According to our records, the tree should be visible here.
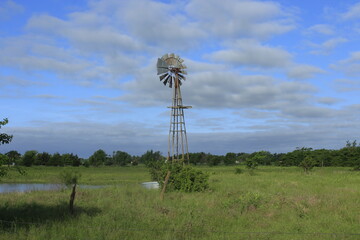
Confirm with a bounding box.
[89,149,107,166]
[34,152,51,165]
[1,118,25,178]
[60,170,81,214]
[112,151,132,166]
[299,155,316,173]
[245,151,268,170]
[207,154,222,166]
[140,150,163,166]
[0,118,13,145]
[0,154,10,176]
[22,150,38,167]
[48,152,64,166]
[5,150,21,166]
[62,153,81,166]
[224,152,237,165]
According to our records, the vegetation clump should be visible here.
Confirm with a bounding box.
[299,155,316,173]
[149,161,209,192]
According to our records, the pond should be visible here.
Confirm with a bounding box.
[141,181,159,189]
[0,182,159,193]
[0,183,103,194]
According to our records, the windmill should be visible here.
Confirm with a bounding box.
[156,53,191,163]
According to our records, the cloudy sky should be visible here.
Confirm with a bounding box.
[1,0,360,157]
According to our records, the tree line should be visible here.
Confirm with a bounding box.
[189,140,360,168]
[1,118,359,168]
[1,141,360,169]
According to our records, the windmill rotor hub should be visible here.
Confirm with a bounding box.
[156,53,187,88]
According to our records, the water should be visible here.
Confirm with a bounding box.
[0,182,159,193]
[0,183,103,194]
[141,181,159,189]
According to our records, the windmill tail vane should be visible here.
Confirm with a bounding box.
[156,53,191,163]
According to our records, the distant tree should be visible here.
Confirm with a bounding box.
[245,151,271,169]
[61,153,81,166]
[5,150,21,166]
[48,152,64,166]
[237,153,249,164]
[22,150,38,167]
[224,152,237,165]
[245,155,259,170]
[131,156,139,166]
[112,150,132,166]
[89,149,107,166]
[71,154,82,167]
[281,147,313,166]
[207,154,222,166]
[189,152,207,165]
[140,150,163,166]
[0,154,10,175]
[339,140,360,167]
[35,152,51,165]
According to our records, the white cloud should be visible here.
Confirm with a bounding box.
[286,64,325,80]
[209,39,292,68]
[317,97,341,105]
[342,2,360,20]
[333,79,360,92]
[0,0,24,20]
[306,24,335,35]
[186,0,295,39]
[331,51,360,77]
[309,37,348,55]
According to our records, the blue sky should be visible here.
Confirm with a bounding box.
[1,0,360,157]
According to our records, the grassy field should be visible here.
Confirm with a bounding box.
[0,166,359,239]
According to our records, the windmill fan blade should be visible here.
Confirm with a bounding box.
[178,73,186,79]
[161,54,169,61]
[157,68,168,75]
[169,77,173,88]
[157,58,169,75]
[159,73,168,81]
[180,70,187,75]
[163,75,171,86]
[178,73,186,80]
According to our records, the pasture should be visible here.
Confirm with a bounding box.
[0,166,359,239]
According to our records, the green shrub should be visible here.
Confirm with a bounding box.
[299,155,316,173]
[149,162,209,192]
[60,170,81,186]
[234,167,243,174]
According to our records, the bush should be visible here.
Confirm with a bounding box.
[149,162,209,192]
[60,170,81,186]
[299,155,316,173]
[234,167,243,174]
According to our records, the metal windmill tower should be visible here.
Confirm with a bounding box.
[156,53,191,163]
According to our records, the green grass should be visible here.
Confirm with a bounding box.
[0,166,359,239]
[1,165,150,185]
